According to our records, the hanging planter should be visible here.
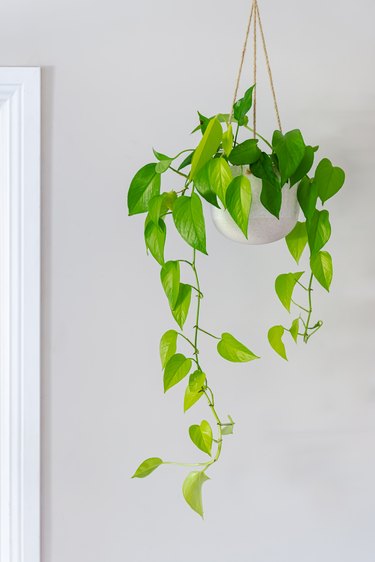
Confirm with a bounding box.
[127,0,345,518]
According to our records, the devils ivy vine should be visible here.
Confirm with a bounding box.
[127,85,345,517]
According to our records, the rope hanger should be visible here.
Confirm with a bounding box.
[228,0,282,135]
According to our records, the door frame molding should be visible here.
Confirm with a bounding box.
[0,67,41,562]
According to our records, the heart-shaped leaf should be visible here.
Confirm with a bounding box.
[290,146,315,187]
[208,158,232,205]
[182,471,209,518]
[273,129,306,185]
[289,318,300,343]
[228,139,261,166]
[307,210,331,255]
[275,271,304,312]
[132,457,163,478]
[144,217,166,265]
[189,420,213,455]
[183,370,206,412]
[160,261,180,309]
[285,221,308,264]
[217,333,259,362]
[164,353,192,392]
[268,325,287,360]
[310,250,333,291]
[159,329,178,369]
[173,194,207,254]
[128,163,161,215]
[189,117,222,179]
[297,176,318,220]
[313,158,345,203]
[171,283,192,329]
[225,175,252,237]
[233,85,255,126]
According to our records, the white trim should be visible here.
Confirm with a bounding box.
[0,68,40,562]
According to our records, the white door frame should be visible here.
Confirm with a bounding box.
[0,67,41,562]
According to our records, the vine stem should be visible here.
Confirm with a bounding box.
[303,273,314,343]
[191,249,223,471]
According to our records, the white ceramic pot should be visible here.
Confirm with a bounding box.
[211,166,299,245]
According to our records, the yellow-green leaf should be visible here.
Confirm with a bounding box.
[289,318,299,343]
[275,272,304,312]
[163,353,192,392]
[171,283,192,329]
[160,261,180,309]
[310,250,333,291]
[314,158,345,203]
[160,330,178,369]
[225,175,252,237]
[189,420,213,455]
[268,325,287,360]
[189,118,222,180]
[217,332,259,362]
[285,221,308,264]
[182,471,209,518]
[132,457,163,478]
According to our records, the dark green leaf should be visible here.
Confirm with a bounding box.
[194,162,220,207]
[307,210,331,255]
[160,329,178,369]
[208,158,233,206]
[144,218,166,265]
[172,283,192,329]
[164,353,192,392]
[275,271,304,312]
[290,318,299,343]
[189,420,213,455]
[285,221,308,264]
[273,129,306,184]
[233,85,255,126]
[310,250,333,291]
[290,146,315,187]
[228,139,261,166]
[297,176,318,220]
[225,175,252,237]
[128,163,161,215]
[260,179,282,219]
[182,470,209,518]
[132,457,163,478]
[160,260,180,309]
[251,152,280,187]
[173,194,207,254]
[217,332,259,362]
[268,326,287,360]
[189,118,222,180]
[313,158,345,203]
[178,151,194,170]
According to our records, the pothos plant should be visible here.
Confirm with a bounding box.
[127,85,345,517]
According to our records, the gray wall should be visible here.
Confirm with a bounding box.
[1,0,375,560]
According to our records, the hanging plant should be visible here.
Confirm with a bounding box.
[128,0,345,518]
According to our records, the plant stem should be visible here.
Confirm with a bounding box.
[291,299,310,314]
[170,166,188,179]
[303,273,314,343]
[234,123,240,146]
[195,326,220,340]
[243,125,273,149]
[177,332,196,350]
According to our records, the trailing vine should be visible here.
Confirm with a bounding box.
[128,85,345,517]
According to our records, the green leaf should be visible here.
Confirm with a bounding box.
[208,158,232,206]
[310,250,333,291]
[268,326,287,360]
[160,260,180,309]
[128,163,161,215]
[164,353,192,392]
[147,193,169,224]
[252,152,282,218]
[173,194,207,254]
[289,146,315,187]
[178,151,194,170]
[225,175,252,237]
[275,271,304,312]
[189,117,223,180]
[172,283,192,329]
[285,221,308,264]
[184,371,206,412]
[144,218,166,265]
[132,457,163,478]
[160,329,178,369]
[297,176,318,220]
[273,129,306,185]
[307,210,331,255]
[228,139,261,166]
[222,124,234,156]
[217,332,259,362]
[155,158,173,173]
[182,470,209,518]
[189,420,213,456]
[313,158,345,203]
[290,318,299,343]
[153,148,170,161]
[194,162,220,207]
[233,85,255,126]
